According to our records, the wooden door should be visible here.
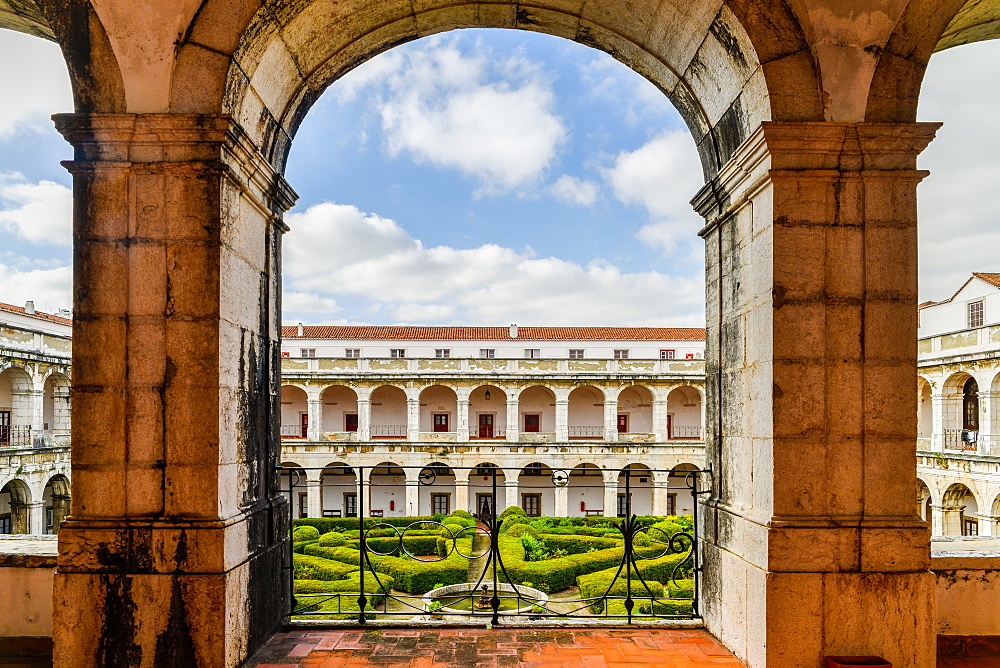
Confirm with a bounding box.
[522,493,541,517]
[476,494,494,518]
[0,410,9,445]
[433,413,449,432]
[524,414,540,432]
[345,413,359,432]
[300,413,308,438]
[478,414,494,438]
[617,414,628,433]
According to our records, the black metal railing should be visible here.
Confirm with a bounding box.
[0,425,34,447]
[668,426,701,440]
[278,464,709,626]
[943,428,979,451]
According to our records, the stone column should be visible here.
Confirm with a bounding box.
[554,394,569,441]
[504,479,519,512]
[307,397,322,441]
[28,388,45,434]
[454,470,470,514]
[406,396,420,441]
[456,393,470,442]
[651,390,669,442]
[357,394,372,441]
[978,391,994,455]
[405,479,420,516]
[602,479,618,518]
[694,122,939,668]
[651,479,671,516]
[51,114,294,667]
[603,397,618,442]
[11,501,30,534]
[29,502,46,535]
[929,504,945,536]
[939,505,964,536]
[305,471,323,519]
[506,394,519,443]
[553,482,569,517]
[52,494,71,532]
[53,385,72,434]
[931,391,947,451]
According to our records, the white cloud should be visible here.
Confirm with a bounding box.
[0,174,73,245]
[282,201,704,326]
[0,32,73,138]
[0,263,71,311]
[602,131,704,255]
[340,36,567,194]
[549,175,599,206]
[917,41,1000,301]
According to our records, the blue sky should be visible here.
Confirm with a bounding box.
[0,28,998,325]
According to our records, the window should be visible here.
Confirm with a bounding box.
[345,414,358,432]
[300,348,316,358]
[345,348,361,358]
[969,300,984,328]
[569,349,584,359]
[433,414,450,432]
[435,349,451,358]
[390,349,406,358]
[616,493,631,518]
[522,494,542,517]
[344,493,357,518]
[617,414,628,433]
[686,353,695,359]
[660,349,675,360]
[613,349,629,359]
[524,349,540,358]
[523,414,540,432]
[431,493,450,515]
[479,349,495,358]
[964,516,979,536]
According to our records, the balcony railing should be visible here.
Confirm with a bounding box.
[281,356,704,377]
[568,426,604,439]
[470,427,506,439]
[0,426,35,447]
[943,429,979,451]
[371,424,407,438]
[669,426,702,440]
[280,424,306,438]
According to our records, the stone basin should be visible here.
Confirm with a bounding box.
[423,583,548,617]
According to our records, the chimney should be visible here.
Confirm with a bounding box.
[24,301,35,315]
[509,323,518,338]
[297,322,304,337]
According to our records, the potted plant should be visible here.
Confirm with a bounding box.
[427,600,444,619]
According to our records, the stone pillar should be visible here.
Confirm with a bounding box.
[456,394,470,442]
[29,502,46,535]
[306,397,322,441]
[454,470,470,515]
[694,122,939,668]
[305,472,323,519]
[357,395,372,441]
[53,385,72,433]
[553,482,568,517]
[939,505,963,536]
[931,391,947,451]
[978,391,994,455]
[405,479,420,516]
[406,397,420,441]
[603,398,618,442]
[51,114,293,668]
[28,389,45,434]
[10,501,30,534]
[977,513,995,537]
[554,395,568,441]
[506,395,519,443]
[651,390,669,442]
[504,479,519,512]
[52,494,71,532]
[603,479,618,519]
[929,504,945,536]
[651,479,671,516]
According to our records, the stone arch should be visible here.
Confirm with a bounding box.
[518,461,553,517]
[468,461,504,518]
[916,477,932,522]
[617,385,653,435]
[917,376,933,440]
[942,481,982,536]
[940,371,981,436]
[568,385,605,440]
[43,473,71,533]
[568,462,603,517]
[419,385,457,434]
[211,0,820,177]
[319,385,358,434]
[0,478,32,534]
[617,463,654,516]
[42,371,71,434]
[667,385,702,440]
[469,384,505,439]
[0,365,35,444]
[321,462,357,518]
[517,385,555,436]
[669,463,701,516]
[418,461,455,516]
[279,385,309,438]
[369,461,405,517]
[369,384,407,438]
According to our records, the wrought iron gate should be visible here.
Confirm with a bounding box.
[278,463,709,625]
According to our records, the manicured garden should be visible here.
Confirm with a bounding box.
[290,506,695,620]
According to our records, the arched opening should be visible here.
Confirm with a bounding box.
[419,462,455,516]
[916,478,931,522]
[942,483,980,536]
[468,462,505,519]
[517,386,555,440]
[319,385,359,438]
[0,479,32,534]
[469,385,505,440]
[370,385,407,439]
[617,464,653,517]
[418,385,457,437]
[518,462,553,517]
[279,386,309,438]
[568,386,605,440]
[321,463,357,518]
[917,377,933,443]
[278,463,308,519]
[0,366,33,446]
[42,372,71,436]
[666,386,702,440]
[369,461,406,517]
[617,385,653,438]
[670,463,700,516]
[941,372,978,449]
[963,376,980,432]
[568,463,603,517]
[43,474,71,533]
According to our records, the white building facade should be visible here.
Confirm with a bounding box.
[917,273,1000,536]
[278,326,707,521]
[0,301,73,534]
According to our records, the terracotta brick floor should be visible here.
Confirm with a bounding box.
[245,628,745,667]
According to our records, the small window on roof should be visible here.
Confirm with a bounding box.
[969,300,984,328]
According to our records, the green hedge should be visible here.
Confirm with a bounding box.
[293,571,395,613]
[537,534,620,554]
[292,525,320,541]
[292,539,317,554]
[364,535,440,556]
[496,536,663,593]
[292,552,359,581]
[292,516,438,533]
[605,598,692,616]
[575,552,690,613]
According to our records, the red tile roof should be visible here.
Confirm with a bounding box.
[281,326,706,341]
[0,301,72,326]
[973,272,1000,288]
